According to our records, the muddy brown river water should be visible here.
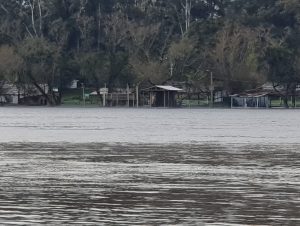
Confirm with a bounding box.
[0,107,299,225]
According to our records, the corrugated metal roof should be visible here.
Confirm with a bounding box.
[155,85,183,91]
[231,92,270,98]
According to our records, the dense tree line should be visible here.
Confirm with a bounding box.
[0,0,299,106]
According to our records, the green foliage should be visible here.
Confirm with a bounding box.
[0,45,23,82]
[266,46,297,83]
[78,52,109,89]
[18,37,59,83]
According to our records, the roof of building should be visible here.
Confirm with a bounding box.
[142,85,183,92]
[156,85,183,91]
[230,92,271,98]
[90,91,98,95]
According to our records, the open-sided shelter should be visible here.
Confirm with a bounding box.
[142,85,183,107]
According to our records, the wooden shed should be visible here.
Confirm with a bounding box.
[142,85,183,107]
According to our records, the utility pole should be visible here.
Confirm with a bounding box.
[210,71,214,108]
[136,84,139,108]
[170,61,174,78]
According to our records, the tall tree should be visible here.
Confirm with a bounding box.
[18,37,61,105]
[211,23,267,94]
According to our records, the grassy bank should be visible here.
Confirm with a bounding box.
[62,88,101,106]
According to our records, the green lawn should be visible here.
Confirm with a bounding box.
[181,99,209,107]
[270,98,300,108]
[62,88,100,106]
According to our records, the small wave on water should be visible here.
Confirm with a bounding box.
[0,142,299,225]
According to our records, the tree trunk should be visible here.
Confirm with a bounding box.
[292,95,296,108]
[108,55,117,92]
[32,81,55,106]
[284,86,289,108]
[29,0,38,36]
[97,3,101,52]
[283,85,290,108]
[291,86,296,108]
[28,72,55,105]
[49,86,61,105]
[283,96,289,108]
[184,0,191,32]
[37,0,43,37]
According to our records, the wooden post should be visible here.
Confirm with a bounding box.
[164,91,166,108]
[210,71,214,108]
[168,91,170,107]
[231,96,233,108]
[132,93,135,107]
[127,84,130,108]
[81,83,85,107]
[103,83,107,107]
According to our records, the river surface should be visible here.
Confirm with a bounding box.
[0,107,299,225]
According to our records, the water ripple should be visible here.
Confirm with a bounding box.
[0,143,299,225]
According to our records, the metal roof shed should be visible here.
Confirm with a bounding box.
[155,86,183,91]
[142,85,183,107]
[230,92,271,108]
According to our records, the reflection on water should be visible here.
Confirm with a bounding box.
[0,143,299,225]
